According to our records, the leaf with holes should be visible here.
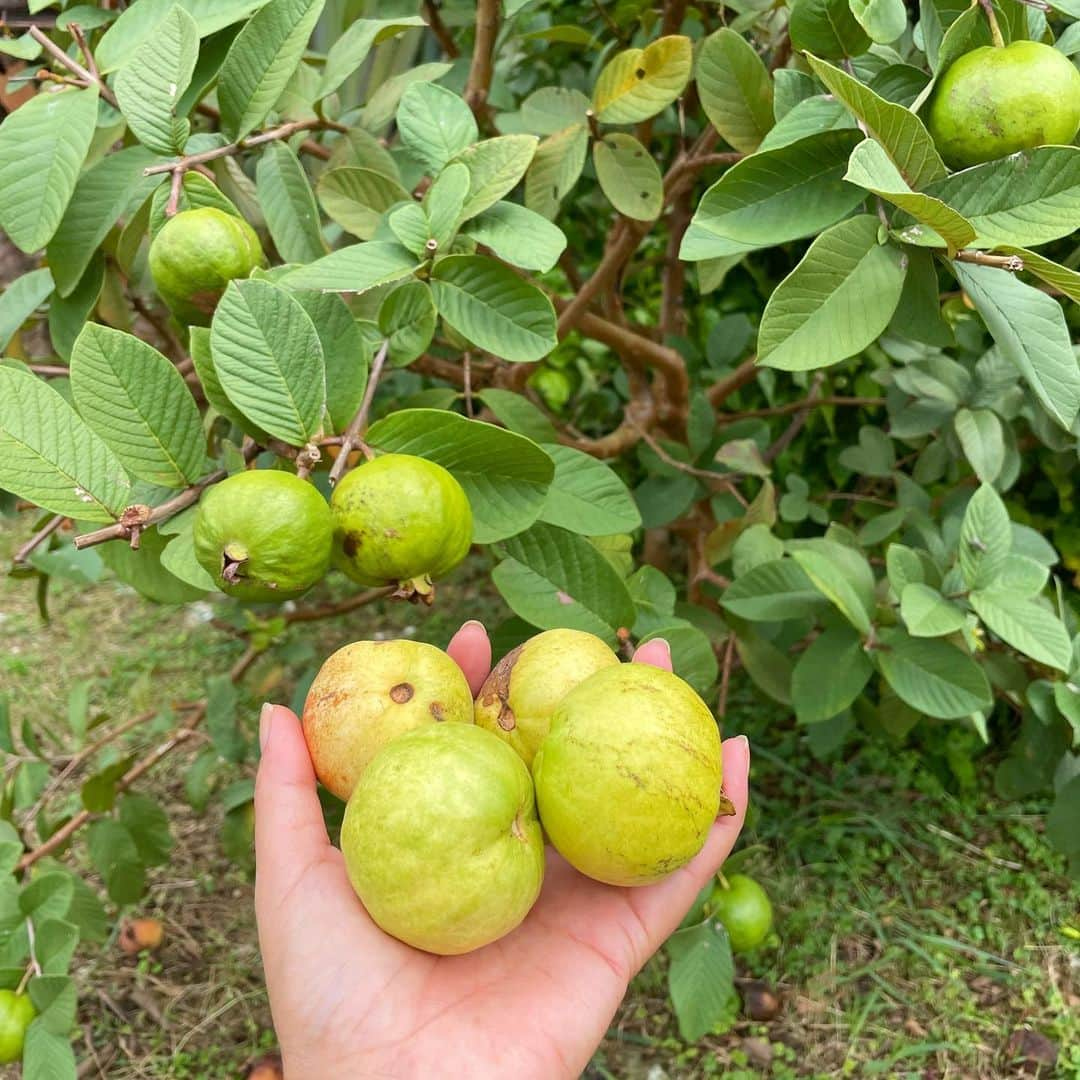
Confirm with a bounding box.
[525,123,589,219]
[593,134,663,221]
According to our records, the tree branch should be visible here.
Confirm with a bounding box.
[706,356,759,407]
[423,0,460,57]
[464,0,499,115]
[284,587,396,624]
[12,515,65,567]
[954,249,1023,270]
[27,24,117,107]
[765,372,824,462]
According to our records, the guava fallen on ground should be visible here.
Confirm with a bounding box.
[330,453,472,598]
[193,470,333,602]
[474,628,620,766]
[0,990,34,1065]
[708,873,774,953]
[303,639,474,801]
[341,723,544,954]
[532,663,723,886]
[927,42,1080,169]
[148,207,265,325]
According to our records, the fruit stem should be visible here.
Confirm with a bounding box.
[976,0,1005,48]
[716,870,731,890]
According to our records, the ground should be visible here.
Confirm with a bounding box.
[0,516,1077,1079]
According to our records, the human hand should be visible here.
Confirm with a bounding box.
[254,622,750,1078]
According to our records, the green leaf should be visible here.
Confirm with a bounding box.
[388,202,431,258]
[476,388,560,444]
[317,166,411,240]
[218,0,326,140]
[538,445,641,535]
[0,268,53,353]
[953,262,1080,432]
[953,407,1003,483]
[958,482,1011,590]
[318,15,426,99]
[210,279,326,445]
[28,974,77,1033]
[365,409,554,543]
[758,216,906,371]
[295,291,369,433]
[900,583,967,637]
[665,920,737,1042]
[758,95,855,152]
[114,7,198,154]
[732,621,793,704]
[423,162,470,249]
[493,522,635,641]
[524,123,589,219]
[837,425,895,477]
[19,873,72,923]
[81,757,134,813]
[791,626,873,722]
[327,126,400,179]
[33,920,78,977]
[721,559,825,621]
[397,82,478,175]
[87,820,145,904]
[593,134,663,221]
[791,539,876,634]
[519,87,591,134]
[23,1022,76,1080]
[158,508,216,591]
[98,525,208,603]
[789,0,872,57]
[640,622,719,696]
[969,589,1072,671]
[206,673,245,762]
[845,140,974,256]
[592,35,692,123]
[280,241,421,293]
[429,254,557,363]
[994,247,1080,304]
[0,368,130,522]
[455,135,538,221]
[850,0,908,42]
[363,62,453,134]
[188,327,264,438]
[48,253,104,361]
[0,87,99,254]
[70,325,206,488]
[680,130,865,260]
[378,281,437,367]
[119,793,174,865]
[460,202,568,273]
[876,628,992,718]
[255,142,326,263]
[695,29,774,154]
[1047,776,1080,854]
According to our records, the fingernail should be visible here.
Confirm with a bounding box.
[461,620,484,632]
[655,637,671,660]
[737,733,750,761]
[260,702,275,751]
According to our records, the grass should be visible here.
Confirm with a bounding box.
[2,514,1078,1078]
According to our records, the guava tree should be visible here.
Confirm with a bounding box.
[1,0,1080,1069]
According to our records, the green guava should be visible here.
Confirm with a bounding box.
[927,42,1080,169]
[302,638,474,801]
[148,207,265,325]
[474,629,620,767]
[193,470,333,602]
[0,990,35,1065]
[330,453,472,597]
[341,723,545,954]
[532,663,723,887]
[708,873,774,954]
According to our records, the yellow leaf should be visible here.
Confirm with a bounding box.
[592,35,692,124]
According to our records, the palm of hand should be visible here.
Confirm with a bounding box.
[255,624,749,1079]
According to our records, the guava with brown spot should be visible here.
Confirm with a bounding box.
[148,207,265,325]
[474,628,620,767]
[302,639,473,801]
[532,663,723,886]
[330,453,472,597]
[341,723,544,954]
[193,470,333,602]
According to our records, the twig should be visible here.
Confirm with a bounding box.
[28,364,71,377]
[706,356,759,407]
[718,395,884,421]
[464,0,499,115]
[765,372,824,462]
[631,420,735,487]
[976,0,1006,47]
[67,23,98,81]
[718,633,736,719]
[463,352,475,417]
[27,24,116,107]
[422,0,460,57]
[329,340,390,485]
[13,515,65,567]
[284,587,396,624]
[954,249,1023,271]
[165,167,184,217]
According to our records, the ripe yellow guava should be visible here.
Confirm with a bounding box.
[474,628,620,767]
[302,638,474,801]
[707,873,774,953]
[0,990,35,1065]
[341,723,545,954]
[927,42,1080,169]
[193,470,333,602]
[330,453,472,597]
[532,663,723,886]
[148,207,265,325]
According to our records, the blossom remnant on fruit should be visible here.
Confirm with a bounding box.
[148,207,266,325]
[0,990,35,1065]
[475,628,620,767]
[330,453,472,598]
[533,663,723,886]
[927,42,1080,169]
[341,723,545,954]
[302,639,474,801]
[193,470,333,602]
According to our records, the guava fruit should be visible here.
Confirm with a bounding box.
[927,42,1080,169]
[148,207,265,325]
[0,990,35,1065]
[341,723,545,954]
[193,470,333,602]
[474,629,620,767]
[302,639,474,801]
[708,873,774,953]
[330,453,472,597]
[532,663,723,887]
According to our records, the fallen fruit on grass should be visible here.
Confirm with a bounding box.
[303,639,473,801]
[119,917,165,954]
[474,628,620,766]
[0,990,35,1065]
[330,453,472,598]
[709,873,774,953]
[243,1052,284,1080]
[341,723,544,954]
[927,42,1080,169]
[194,470,333,602]
[148,207,265,325]
[741,980,781,1022]
[532,663,723,886]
